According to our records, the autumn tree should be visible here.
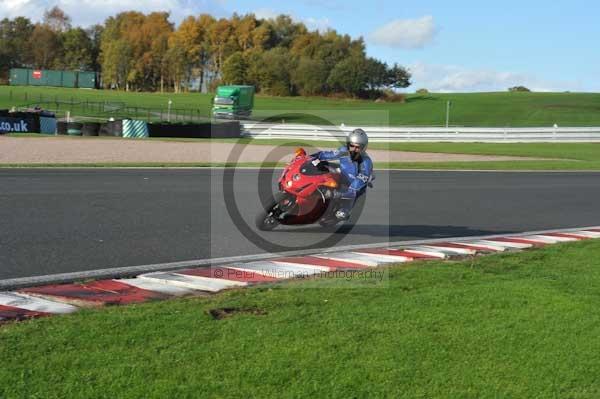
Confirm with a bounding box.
[43,6,71,33]
[1,9,411,97]
[257,47,294,96]
[209,18,233,75]
[222,52,247,84]
[0,17,34,77]
[265,15,307,48]
[292,57,328,96]
[30,24,61,68]
[61,28,93,70]
[87,24,104,72]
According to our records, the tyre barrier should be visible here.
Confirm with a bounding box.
[66,122,83,136]
[98,120,122,137]
[82,122,100,136]
[56,121,68,135]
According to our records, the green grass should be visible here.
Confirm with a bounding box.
[2,85,600,126]
[2,240,600,398]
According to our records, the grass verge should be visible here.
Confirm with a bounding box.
[2,240,600,398]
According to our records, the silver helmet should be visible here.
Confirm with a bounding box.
[346,128,368,152]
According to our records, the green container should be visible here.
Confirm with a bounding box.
[46,70,63,87]
[62,71,77,88]
[9,68,30,86]
[78,71,97,89]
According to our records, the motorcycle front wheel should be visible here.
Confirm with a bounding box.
[255,192,292,231]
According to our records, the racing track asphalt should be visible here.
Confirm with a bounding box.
[1,168,600,280]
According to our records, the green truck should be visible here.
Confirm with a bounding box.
[212,85,255,119]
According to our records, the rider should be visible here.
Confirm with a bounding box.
[312,128,373,221]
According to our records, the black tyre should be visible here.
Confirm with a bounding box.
[255,208,280,231]
[255,192,291,231]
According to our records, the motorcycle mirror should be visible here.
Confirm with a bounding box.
[294,147,306,157]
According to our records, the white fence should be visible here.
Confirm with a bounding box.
[241,123,600,142]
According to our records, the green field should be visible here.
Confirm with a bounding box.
[2,85,600,126]
[2,240,600,398]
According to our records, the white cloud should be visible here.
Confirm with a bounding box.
[252,8,280,21]
[252,8,331,32]
[408,62,582,92]
[370,16,437,49]
[0,0,227,27]
[304,17,331,32]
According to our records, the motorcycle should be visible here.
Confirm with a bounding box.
[255,148,348,231]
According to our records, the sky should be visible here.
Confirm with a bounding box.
[2,0,599,92]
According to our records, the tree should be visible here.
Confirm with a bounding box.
[62,28,93,70]
[385,63,411,89]
[222,52,247,84]
[250,23,272,50]
[243,48,265,89]
[364,57,388,91]
[30,24,61,68]
[0,17,34,73]
[43,6,71,32]
[256,47,294,96]
[140,12,173,91]
[264,15,307,48]
[292,57,328,95]
[100,39,132,89]
[165,42,187,93]
[327,55,368,97]
[235,14,256,51]
[508,86,530,92]
[87,24,104,72]
[209,18,233,74]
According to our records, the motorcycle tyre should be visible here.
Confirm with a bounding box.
[255,192,289,231]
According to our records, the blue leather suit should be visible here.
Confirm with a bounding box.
[315,146,373,211]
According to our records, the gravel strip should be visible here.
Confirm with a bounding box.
[0,136,550,164]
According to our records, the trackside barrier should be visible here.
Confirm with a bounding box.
[122,120,149,138]
[240,123,600,143]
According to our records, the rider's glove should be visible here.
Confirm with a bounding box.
[311,159,321,166]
